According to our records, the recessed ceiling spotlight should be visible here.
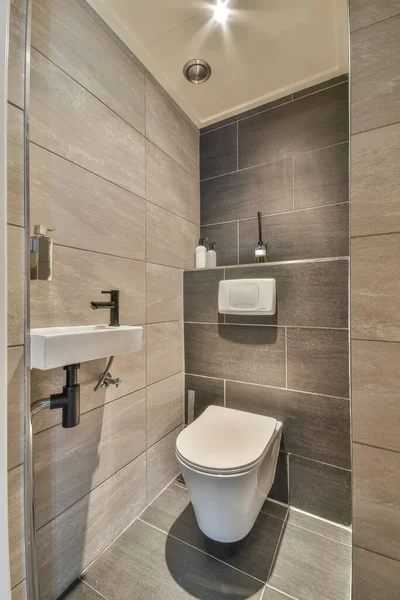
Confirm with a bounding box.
[183,59,212,84]
[213,0,229,23]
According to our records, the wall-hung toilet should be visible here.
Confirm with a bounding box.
[176,405,282,543]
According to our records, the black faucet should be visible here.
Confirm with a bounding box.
[90,290,120,326]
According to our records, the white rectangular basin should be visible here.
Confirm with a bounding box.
[31,324,143,370]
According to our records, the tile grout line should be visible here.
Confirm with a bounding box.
[236,220,240,264]
[266,514,287,584]
[137,517,267,584]
[80,471,182,579]
[201,201,350,227]
[185,322,349,331]
[200,140,349,183]
[184,373,351,402]
[200,79,348,135]
[184,256,350,270]
[79,580,109,600]
[285,327,288,388]
[30,140,200,229]
[264,584,300,600]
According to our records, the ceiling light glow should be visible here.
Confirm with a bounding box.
[214,1,229,23]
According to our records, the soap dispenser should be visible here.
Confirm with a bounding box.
[206,242,217,268]
[195,238,207,269]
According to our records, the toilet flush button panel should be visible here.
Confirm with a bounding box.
[218,279,276,315]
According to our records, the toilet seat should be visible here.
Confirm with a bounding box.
[176,405,278,476]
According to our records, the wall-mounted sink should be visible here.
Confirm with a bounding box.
[30,325,143,370]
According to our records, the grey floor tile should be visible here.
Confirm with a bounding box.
[350,0,400,31]
[141,482,284,582]
[59,580,104,600]
[83,519,264,600]
[260,500,288,521]
[269,521,351,600]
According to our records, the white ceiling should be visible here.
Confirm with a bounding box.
[86,0,349,127]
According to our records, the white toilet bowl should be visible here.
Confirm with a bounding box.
[176,405,282,543]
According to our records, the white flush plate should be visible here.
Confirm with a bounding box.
[30,324,143,370]
[218,279,276,315]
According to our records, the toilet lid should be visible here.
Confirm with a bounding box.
[176,405,278,473]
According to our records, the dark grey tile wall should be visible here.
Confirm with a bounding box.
[350,1,400,595]
[200,77,349,267]
[184,260,350,523]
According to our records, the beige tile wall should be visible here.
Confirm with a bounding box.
[6,0,199,598]
[350,2,400,598]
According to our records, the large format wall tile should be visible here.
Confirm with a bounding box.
[293,75,348,99]
[8,0,26,108]
[30,144,146,260]
[350,0,400,31]
[294,143,349,209]
[37,454,146,600]
[31,342,147,434]
[289,455,351,525]
[184,269,224,323]
[351,123,400,237]
[30,49,145,197]
[146,78,198,177]
[185,375,224,421]
[146,202,198,270]
[201,159,293,225]
[147,372,183,447]
[353,443,400,561]
[200,123,237,180]
[352,547,400,600]
[146,141,199,225]
[226,381,351,468]
[146,321,183,385]
[200,222,238,266]
[34,390,146,529]
[146,263,182,324]
[238,84,348,168]
[7,104,24,227]
[147,426,182,503]
[352,16,400,134]
[351,233,400,342]
[31,245,145,328]
[12,581,27,600]
[8,225,24,346]
[287,328,349,397]
[239,203,349,263]
[8,345,24,470]
[352,340,400,453]
[8,465,25,588]
[31,0,145,134]
[225,261,348,328]
[185,323,286,387]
